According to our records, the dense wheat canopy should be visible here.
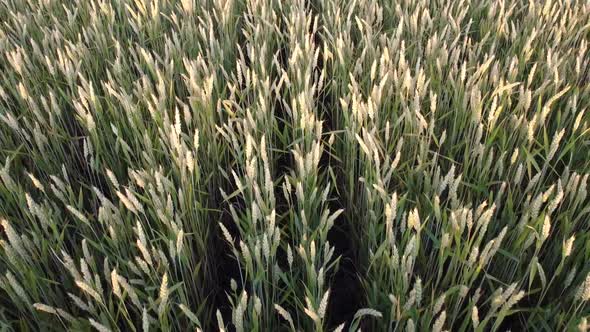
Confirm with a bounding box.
[0,0,589,330]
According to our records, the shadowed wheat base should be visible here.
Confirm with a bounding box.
[0,0,589,331]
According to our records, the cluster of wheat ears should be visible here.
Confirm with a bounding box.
[0,0,589,330]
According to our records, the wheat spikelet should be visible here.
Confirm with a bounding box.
[432,310,446,332]
[89,318,112,332]
[274,304,295,330]
[563,235,576,258]
[1,219,28,262]
[75,280,102,303]
[471,306,480,328]
[5,271,29,304]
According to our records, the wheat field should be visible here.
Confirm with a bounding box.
[0,0,589,330]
